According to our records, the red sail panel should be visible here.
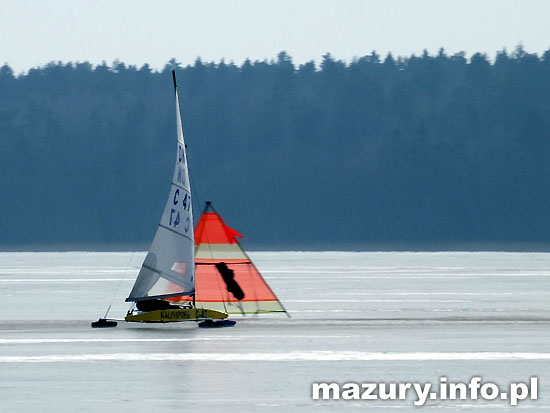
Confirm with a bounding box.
[195,259,278,303]
[195,212,244,245]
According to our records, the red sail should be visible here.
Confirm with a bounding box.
[195,212,244,245]
[169,207,287,315]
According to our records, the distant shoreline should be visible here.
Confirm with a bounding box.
[4,243,550,253]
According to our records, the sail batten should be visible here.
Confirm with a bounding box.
[158,223,194,241]
[126,291,196,302]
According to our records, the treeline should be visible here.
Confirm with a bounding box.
[1,48,550,249]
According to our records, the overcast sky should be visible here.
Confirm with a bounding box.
[2,0,550,73]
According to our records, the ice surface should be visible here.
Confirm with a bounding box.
[1,251,549,412]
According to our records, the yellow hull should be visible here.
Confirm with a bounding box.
[125,308,228,323]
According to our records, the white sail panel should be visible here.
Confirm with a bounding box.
[127,225,194,300]
[172,94,190,191]
[126,73,195,302]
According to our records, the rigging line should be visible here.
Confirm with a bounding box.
[104,159,169,318]
[186,142,208,302]
[176,82,200,305]
[186,139,226,312]
[238,243,257,316]
[186,145,202,232]
[207,220,229,313]
[180,93,222,311]
[186,140,224,314]
[250,261,259,316]
[205,203,229,312]
[203,201,216,260]
[200,202,229,312]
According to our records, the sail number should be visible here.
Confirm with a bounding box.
[169,188,191,232]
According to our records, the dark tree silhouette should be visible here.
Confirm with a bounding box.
[1,49,550,249]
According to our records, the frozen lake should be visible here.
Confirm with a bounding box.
[1,251,550,412]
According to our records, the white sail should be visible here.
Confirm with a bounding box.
[126,71,195,302]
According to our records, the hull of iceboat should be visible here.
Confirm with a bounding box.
[125,308,227,323]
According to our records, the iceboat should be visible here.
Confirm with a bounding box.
[92,70,286,328]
